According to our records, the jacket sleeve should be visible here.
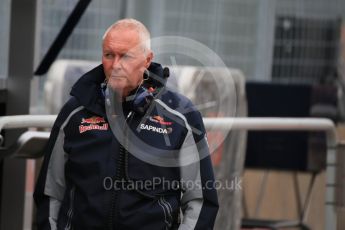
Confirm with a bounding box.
[178,109,219,230]
[33,100,78,230]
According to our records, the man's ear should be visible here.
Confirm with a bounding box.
[145,51,153,68]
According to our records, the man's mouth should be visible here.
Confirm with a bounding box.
[110,75,126,79]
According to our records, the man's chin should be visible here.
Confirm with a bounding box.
[108,78,124,88]
[108,84,124,93]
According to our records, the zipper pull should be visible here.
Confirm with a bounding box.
[126,111,133,120]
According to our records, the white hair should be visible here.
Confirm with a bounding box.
[102,18,151,52]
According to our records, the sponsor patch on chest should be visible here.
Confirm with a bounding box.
[149,115,173,126]
[140,124,172,134]
[79,116,108,133]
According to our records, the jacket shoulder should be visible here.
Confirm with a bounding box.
[160,89,204,134]
[160,88,197,115]
[54,96,83,128]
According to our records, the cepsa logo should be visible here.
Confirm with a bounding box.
[79,116,108,133]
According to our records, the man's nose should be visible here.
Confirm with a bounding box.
[112,56,122,70]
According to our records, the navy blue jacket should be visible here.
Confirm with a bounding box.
[34,62,218,230]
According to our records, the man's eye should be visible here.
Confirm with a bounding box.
[104,53,113,59]
[123,53,132,59]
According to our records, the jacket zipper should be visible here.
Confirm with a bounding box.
[107,144,127,230]
[65,186,76,230]
[108,111,133,230]
[107,109,162,229]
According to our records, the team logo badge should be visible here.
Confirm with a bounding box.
[140,124,172,134]
[149,115,173,126]
[141,115,173,134]
[79,116,108,133]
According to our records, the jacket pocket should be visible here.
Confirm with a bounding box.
[158,196,172,229]
[64,186,76,230]
[158,195,180,230]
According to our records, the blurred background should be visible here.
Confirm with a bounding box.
[1,0,345,229]
[2,0,345,111]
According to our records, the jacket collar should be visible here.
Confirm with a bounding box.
[70,62,165,116]
[70,64,106,116]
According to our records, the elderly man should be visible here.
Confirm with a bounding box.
[34,18,218,230]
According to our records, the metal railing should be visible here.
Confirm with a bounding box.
[0,115,340,229]
[204,117,338,230]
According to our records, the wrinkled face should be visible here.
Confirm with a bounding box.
[102,27,153,98]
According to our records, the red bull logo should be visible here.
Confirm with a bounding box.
[79,116,108,133]
[81,116,106,124]
[149,115,173,126]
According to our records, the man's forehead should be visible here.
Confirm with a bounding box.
[105,27,140,43]
[103,28,142,52]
